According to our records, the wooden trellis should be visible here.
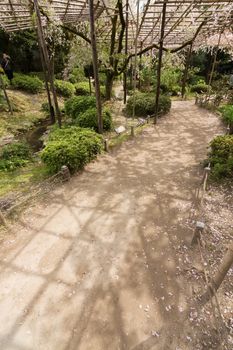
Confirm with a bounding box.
[1,0,233,123]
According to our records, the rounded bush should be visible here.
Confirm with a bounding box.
[219,105,233,134]
[76,108,112,131]
[208,135,233,179]
[54,80,75,98]
[65,96,96,118]
[12,73,43,94]
[0,142,31,171]
[126,92,171,117]
[190,83,208,94]
[41,126,103,173]
[68,67,87,84]
[75,82,91,96]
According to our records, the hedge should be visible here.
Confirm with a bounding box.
[65,96,96,118]
[76,108,112,131]
[54,79,75,98]
[126,92,171,117]
[218,104,233,134]
[12,73,43,94]
[190,83,208,94]
[208,135,233,179]
[41,126,103,173]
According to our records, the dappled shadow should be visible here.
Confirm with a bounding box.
[0,101,224,349]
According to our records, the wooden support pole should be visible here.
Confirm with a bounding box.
[155,0,167,124]
[88,0,103,134]
[38,41,55,124]
[181,42,193,99]
[138,40,143,90]
[33,0,61,127]
[199,242,233,305]
[208,31,222,92]
[123,0,129,105]
[132,0,140,119]
[88,73,92,95]
[0,74,13,115]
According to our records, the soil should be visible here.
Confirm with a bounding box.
[0,100,232,350]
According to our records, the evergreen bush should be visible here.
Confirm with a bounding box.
[126,92,171,117]
[75,82,90,96]
[190,83,208,93]
[54,79,75,98]
[65,96,96,118]
[12,73,43,94]
[208,135,233,179]
[76,108,112,131]
[218,104,233,134]
[41,126,102,173]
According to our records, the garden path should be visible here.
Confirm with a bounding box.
[0,100,223,350]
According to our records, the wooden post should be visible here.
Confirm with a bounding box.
[123,0,129,104]
[88,73,92,95]
[33,0,61,127]
[138,40,143,90]
[155,0,167,124]
[88,0,103,134]
[38,41,55,124]
[200,243,233,305]
[208,31,222,92]
[132,0,140,119]
[0,74,13,115]
[181,42,193,99]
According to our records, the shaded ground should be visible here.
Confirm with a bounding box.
[0,101,231,350]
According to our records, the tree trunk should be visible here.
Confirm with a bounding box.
[105,73,114,100]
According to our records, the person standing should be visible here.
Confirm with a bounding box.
[1,53,14,82]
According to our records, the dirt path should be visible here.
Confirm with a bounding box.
[0,101,224,350]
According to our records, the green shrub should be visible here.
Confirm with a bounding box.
[75,108,112,131]
[75,81,91,96]
[65,96,96,118]
[190,83,208,94]
[160,68,182,95]
[12,73,43,94]
[218,104,233,128]
[126,92,171,117]
[0,142,31,171]
[0,73,9,88]
[54,79,75,98]
[68,67,87,84]
[208,135,233,179]
[41,126,102,173]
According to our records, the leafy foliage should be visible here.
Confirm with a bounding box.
[190,82,208,93]
[208,135,233,179]
[160,68,182,96]
[75,81,91,96]
[41,126,103,173]
[75,108,112,131]
[0,142,31,171]
[218,104,233,125]
[68,67,87,83]
[12,73,43,94]
[65,96,96,118]
[126,92,171,117]
[54,79,75,98]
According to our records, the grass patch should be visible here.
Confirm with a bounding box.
[0,162,50,197]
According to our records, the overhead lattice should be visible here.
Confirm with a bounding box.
[128,0,233,50]
[0,0,233,51]
[0,0,105,32]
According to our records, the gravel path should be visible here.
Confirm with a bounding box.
[0,101,224,350]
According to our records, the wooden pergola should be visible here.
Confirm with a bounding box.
[0,0,233,127]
